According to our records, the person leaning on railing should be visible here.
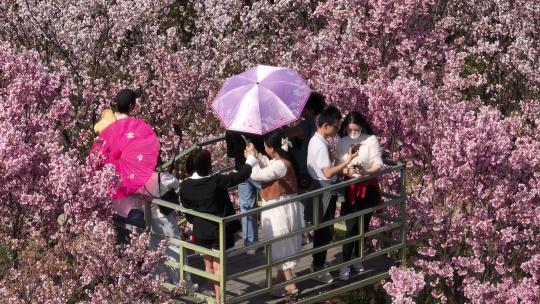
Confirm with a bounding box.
[137,172,198,292]
[179,148,258,301]
[306,106,358,284]
[336,111,384,281]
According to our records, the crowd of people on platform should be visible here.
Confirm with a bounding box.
[99,88,384,301]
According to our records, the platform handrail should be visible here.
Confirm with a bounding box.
[138,134,407,304]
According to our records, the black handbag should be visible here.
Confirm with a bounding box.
[298,173,313,191]
[223,199,242,234]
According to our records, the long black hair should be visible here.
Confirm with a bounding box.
[185,150,196,176]
[264,129,299,174]
[338,111,375,138]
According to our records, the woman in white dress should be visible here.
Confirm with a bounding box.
[335,111,383,281]
[246,129,302,297]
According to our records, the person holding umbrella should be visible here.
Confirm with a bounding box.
[284,91,326,192]
[90,94,159,240]
[225,131,265,252]
[212,65,312,255]
[92,87,150,231]
[92,94,202,290]
[95,119,158,228]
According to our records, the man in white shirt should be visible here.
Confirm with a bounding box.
[306,106,357,283]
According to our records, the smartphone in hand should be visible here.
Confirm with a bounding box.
[351,143,362,154]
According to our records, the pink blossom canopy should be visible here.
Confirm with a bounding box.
[211,65,311,135]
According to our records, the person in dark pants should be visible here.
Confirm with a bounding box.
[339,185,379,278]
[284,92,326,244]
[306,106,358,283]
[180,148,258,301]
[113,209,145,244]
[335,111,383,280]
[284,91,326,191]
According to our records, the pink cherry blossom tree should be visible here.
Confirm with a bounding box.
[0,44,171,303]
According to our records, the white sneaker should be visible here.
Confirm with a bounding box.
[339,266,350,281]
[311,266,334,283]
[185,280,199,293]
[352,262,365,272]
[246,249,257,255]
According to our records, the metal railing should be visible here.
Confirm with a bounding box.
[142,135,407,303]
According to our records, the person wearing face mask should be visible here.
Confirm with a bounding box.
[335,111,383,281]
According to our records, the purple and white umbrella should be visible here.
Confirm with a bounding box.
[212,65,311,135]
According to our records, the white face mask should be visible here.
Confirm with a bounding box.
[348,130,361,139]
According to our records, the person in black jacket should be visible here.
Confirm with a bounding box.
[180,148,258,300]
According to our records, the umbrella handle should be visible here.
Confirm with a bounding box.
[240,134,251,146]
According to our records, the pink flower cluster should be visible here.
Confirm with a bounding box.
[384,266,426,304]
